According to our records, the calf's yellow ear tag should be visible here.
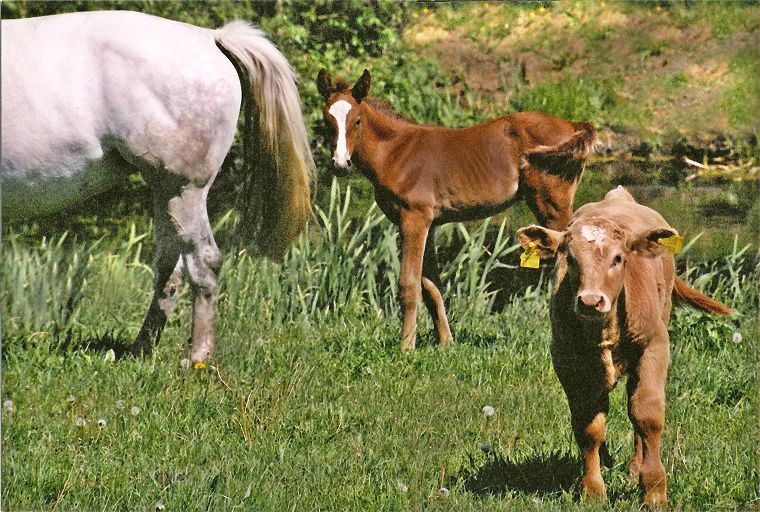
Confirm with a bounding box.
[658,235,684,254]
[520,242,540,269]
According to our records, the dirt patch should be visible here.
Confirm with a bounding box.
[404,2,759,152]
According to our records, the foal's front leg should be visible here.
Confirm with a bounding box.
[398,211,431,352]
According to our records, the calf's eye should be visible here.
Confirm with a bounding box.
[612,254,623,267]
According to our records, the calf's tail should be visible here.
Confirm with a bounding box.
[525,122,598,180]
[672,276,733,315]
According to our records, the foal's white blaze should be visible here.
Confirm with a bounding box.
[328,100,352,167]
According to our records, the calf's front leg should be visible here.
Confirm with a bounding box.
[628,335,669,507]
[554,356,610,501]
[398,211,431,352]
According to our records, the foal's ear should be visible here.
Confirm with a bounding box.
[516,225,565,258]
[317,69,333,100]
[352,69,371,103]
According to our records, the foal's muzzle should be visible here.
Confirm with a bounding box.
[331,157,352,177]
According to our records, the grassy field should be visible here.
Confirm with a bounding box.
[2,183,757,511]
[2,2,759,510]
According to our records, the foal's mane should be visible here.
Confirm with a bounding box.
[364,97,420,126]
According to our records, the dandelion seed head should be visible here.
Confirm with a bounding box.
[482,405,495,417]
[130,406,141,416]
[3,400,14,412]
[732,332,742,344]
[180,358,191,370]
[397,480,408,493]
[97,418,107,428]
[439,487,450,497]
[155,502,166,511]
[75,417,86,427]
[116,400,125,410]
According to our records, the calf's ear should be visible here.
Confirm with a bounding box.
[516,225,564,258]
[628,227,679,257]
[317,69,333,100]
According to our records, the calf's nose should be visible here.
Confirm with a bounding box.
[576,292,608,313]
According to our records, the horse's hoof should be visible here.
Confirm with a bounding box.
[189,342,213,364]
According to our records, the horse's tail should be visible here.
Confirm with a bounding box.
[672,276,733,315]
[215,21,314,260]
[524,121,598,180]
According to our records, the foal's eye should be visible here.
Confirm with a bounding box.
[612,254,623,267]
[355,119,361,127]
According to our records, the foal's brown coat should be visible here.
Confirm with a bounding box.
[517,186,732,507]
[318,69,597,351]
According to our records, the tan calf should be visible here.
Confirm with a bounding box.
[517,186,732,507]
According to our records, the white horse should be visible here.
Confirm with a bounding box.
[1,11,314,362]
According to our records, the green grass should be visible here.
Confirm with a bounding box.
[3,183,757,511]
[723,48,760,131]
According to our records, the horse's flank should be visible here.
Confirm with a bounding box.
[1,11,313,257]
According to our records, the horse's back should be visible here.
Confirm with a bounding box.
[2,11,241,218]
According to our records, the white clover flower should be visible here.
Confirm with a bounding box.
[480,443,492,453]
[482,405,495,417]
[180,358,191,370]
[116,400,125,410]
[397,480,408,493]
[130,406,141,416]
[75,417,86,427]
[3,400,14,413]
[439,487,449,497]
[97,418,107,428]
[732,332,742,344]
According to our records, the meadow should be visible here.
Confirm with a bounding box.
[2,1,759,510]
[2,181,758,510]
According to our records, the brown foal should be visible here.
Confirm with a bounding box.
[318,69,597,351]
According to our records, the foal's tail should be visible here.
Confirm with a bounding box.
[673,276,733,315]
[524,122,598,180]
[215,21,314,260]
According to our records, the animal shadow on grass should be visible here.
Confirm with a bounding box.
[452,450,579,498]
[58,329,134,360]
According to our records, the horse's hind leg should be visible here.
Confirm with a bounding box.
[168,185,223,363]
[421,229,453,346]
[134,193,186,356]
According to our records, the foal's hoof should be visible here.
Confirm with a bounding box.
[643,489,668,508]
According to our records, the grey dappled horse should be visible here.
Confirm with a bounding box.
[1,11,314,362]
